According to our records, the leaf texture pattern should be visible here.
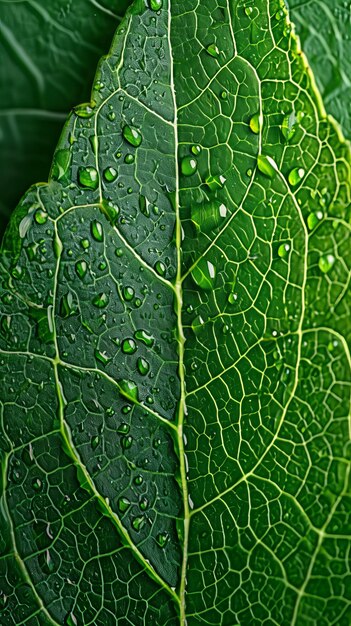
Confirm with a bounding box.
[0,1,350,625]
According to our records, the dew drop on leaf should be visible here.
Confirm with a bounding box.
[137,357,150,376]
[149,0,163,10]
[139,497,148,511]
[206,43,220,58]
[78,166,99,190]
[307,210,323,230]
[119,379,139,402]
[278,243,291,258]
[205,174,226,190]
[257,154,278,178]
[91,220,104,242]
[104,167,118,183]
[181,156,198,176]
[92,293,109,308]
[249,113,263,134]
[319,254,335,274]
[91,436,100,450]
[191,259,216,291]
[134,329,154,347]
[157,531,169,548]
[155,260,166,276]
[122,338,137,354]
[281,111,298,141]
[191,145,202,156]
[121,435,133,450]
[122,125,142,147]
[75,260,88,279]
[118,497,131,513]
[132,515,145,531]
[124,153,135,164]
[288,167,305,186]
[34,209,48,225]
[123,286,135,301]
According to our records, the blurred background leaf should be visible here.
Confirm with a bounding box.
[0,0,132,235]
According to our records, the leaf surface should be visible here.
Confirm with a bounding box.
[1,1,350,625]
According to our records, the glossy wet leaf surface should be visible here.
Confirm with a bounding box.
[0,1,350,625]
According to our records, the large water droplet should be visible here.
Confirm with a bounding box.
[123,125,142,147]
[191,259,216,290]
[91,220,104,242]
[134,329,154,347]
[104,167,118,183]
[288,167,305,186]
[319,254,335,274]
[257,154,278,178]
[191,201,227,233]
[307,210,323,231]
[249,113,263,134]
[118,497,131,512]
[75,260,88,279]
[181,156,198,177]
[34,209,48,225]
[122,338,137,354]
[149,0,163,9]
[206,43,220,58]
[92,293,109,308]
[137,357,150,376]
[78,166,99,190]
[132,515,145,531]
[205,174,226,190]
[119,380,139,402]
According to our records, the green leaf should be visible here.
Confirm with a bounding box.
[0,0,132,234]
[1,1,350,624]
[288,0,351,138]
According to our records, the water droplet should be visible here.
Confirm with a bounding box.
[125,154,135,164]
[155,260,166,276]
[191,259,216,290]
[115,247,123,257]
[319,254,335,274]
[278,243,290,258]
[137,357,150,376]
[104,167,118,183]
[132,515,145,531]
[32,478,42,491]
[94,350,111,366]
[92,293,109,308]
[119,380,139,402]
[220,90,228,99]
[123,125,142,147]
[134,329,154,347]
[191,315,206,335]
[139,195,150,217]
[257,154,278,178]
[205,174,226,190]
[78,166,99,190]
[307,211,323,230]
[75,260,88,279]
[206,43,220,58]
[227,292,238,305]
[156,531,169,548]
[288,167,305,186]
[51,148,71,181]
[121,435,133,450]
[191,145,202,156]
[281,111,297,141]
[117,423,130,434]
[74,103,95,118]
[149,0,163,9]
[249,113,263,134]
[81,238,90,250]
[34,209,48,225]
[118,497,131,512]
[134,475,143,486]
[245,6,253,16]
[191,201,227,233]
[122,338,137,354]
[181,156,198,176]
[91,220,104,242]
[123,286,135,301]
[91,436,100,450]
[139,497,148,511]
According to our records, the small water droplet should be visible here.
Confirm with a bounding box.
[227,292,238,305]
[156,531,169,548]
[94,349,111,366]
[155,260,166,276]
[118,497,131,512]
[288,167,305,186]
[220,90,228,99]
[134,329,154,347]
[149,0,163,9]
[191,145,202,156]
[191,259,216,290]
[181,156,198,176]
[191,201,227,233]
[206,43,220,58]
[137,357,150,376]
[249,113,263,134]
[81,238,90,250]
[319,254,335,274]
[139,497,148,511]
[191,315,206,335]
[78,166,99,190]
[245,6,253,16]
[307,211,323,230]
[122,338,137,354]
[92,293,109,308]
[257,154,278,178]
[117,423,130,434]
[32,478,42,491]
[34,209,48,225]
[134,474,143,486]
[125,154,135,164]
[51,148,71,181]
[91,220,104,242]
[121,435,133,450]
[281,111,298,141]
[132,515,145,531]
[104,167,118,183]
[123,125,142,147]
[91,436,100,450]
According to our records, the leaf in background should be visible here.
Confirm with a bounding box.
[0,0,132,234]
[288,0,351,138]
[1,1,350,625]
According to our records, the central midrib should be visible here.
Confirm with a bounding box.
[168,1,190,624]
